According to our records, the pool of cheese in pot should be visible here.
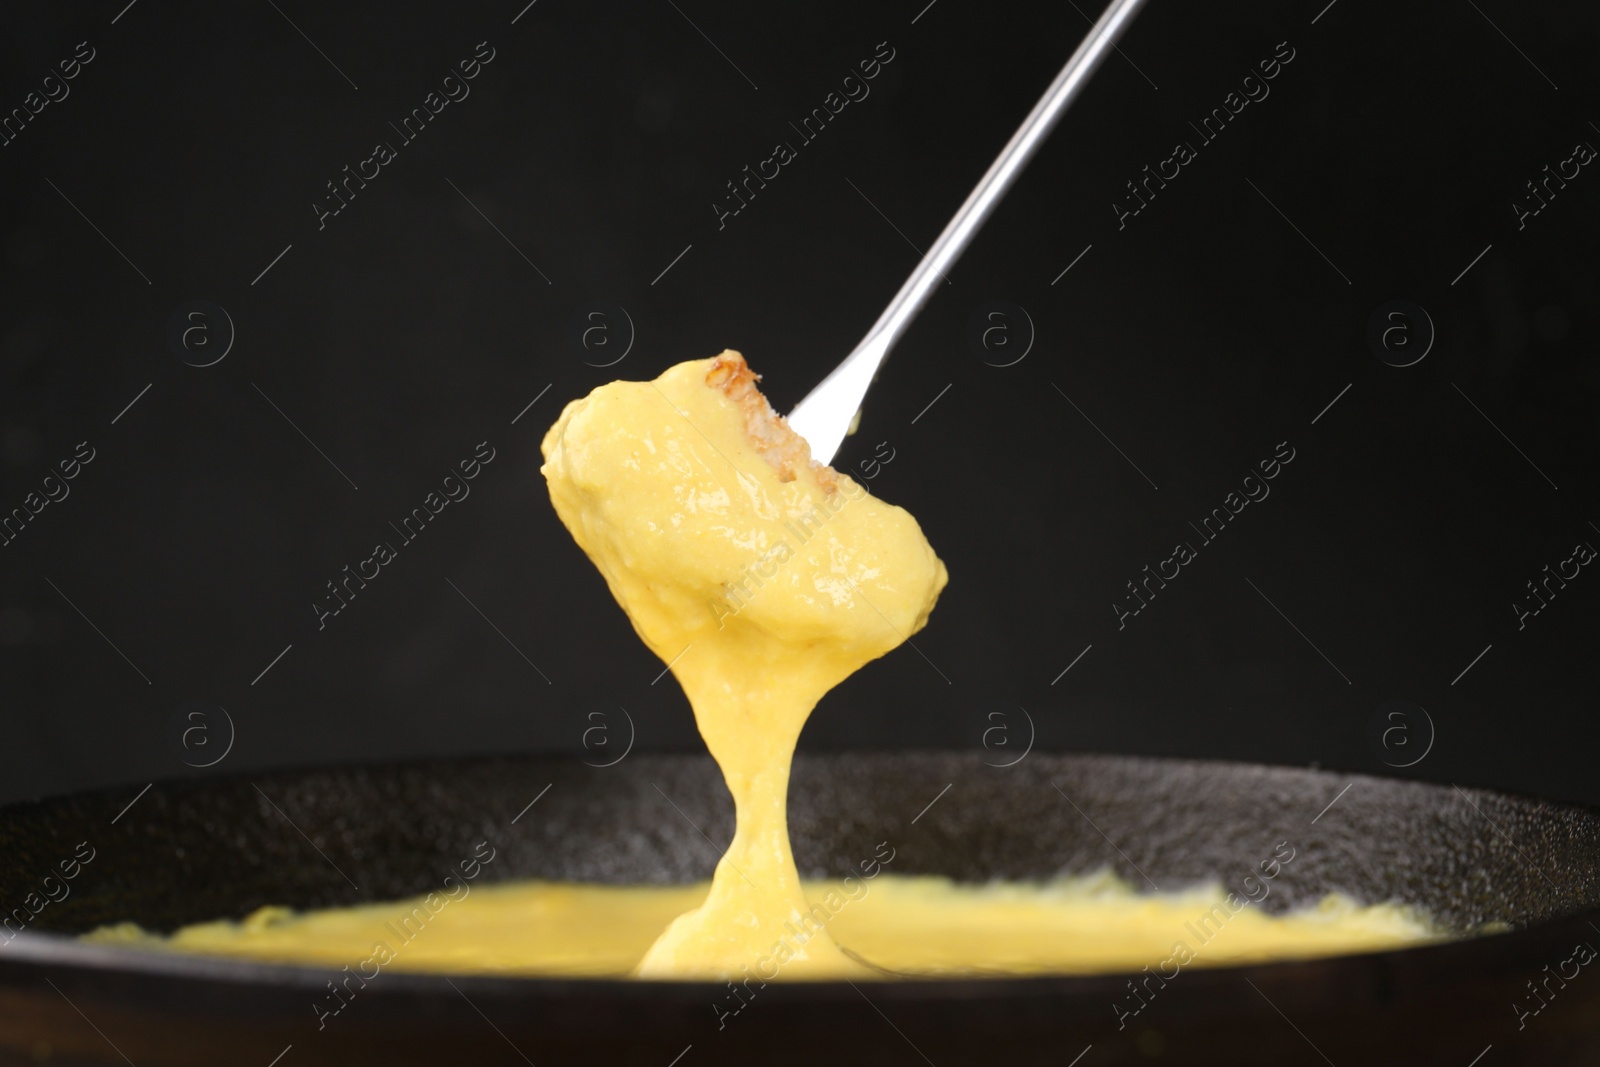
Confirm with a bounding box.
[539,351,947,978]
[84,873,1440,978]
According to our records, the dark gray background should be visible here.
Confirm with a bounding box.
[1,0,1596,806]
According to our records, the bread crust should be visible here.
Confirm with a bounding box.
[704,351,839,493]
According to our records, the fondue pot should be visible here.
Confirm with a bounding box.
[1,751,1596,1065]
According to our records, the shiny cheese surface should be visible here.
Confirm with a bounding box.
[539,353,946,978]
[85,874,1439,977]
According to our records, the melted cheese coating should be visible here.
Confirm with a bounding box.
[539,352,947,978]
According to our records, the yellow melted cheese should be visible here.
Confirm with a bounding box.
[85,873,1439,978]
[82,353,1444,979]
[539,352,947,978]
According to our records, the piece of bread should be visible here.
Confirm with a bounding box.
[703,350,839,493]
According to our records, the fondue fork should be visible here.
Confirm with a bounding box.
[787,0,1150,465]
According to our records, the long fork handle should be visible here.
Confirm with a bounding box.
[788,0,1152,465]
